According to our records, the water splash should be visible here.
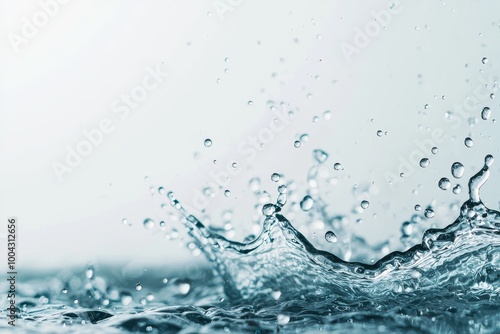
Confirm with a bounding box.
[4,156,499,333]
[164,155,499,309]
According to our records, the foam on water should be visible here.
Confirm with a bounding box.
[1,156,499,333]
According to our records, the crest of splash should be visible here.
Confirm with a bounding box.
[166,155,500,306]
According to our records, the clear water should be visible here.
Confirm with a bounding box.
[1,154,499,333]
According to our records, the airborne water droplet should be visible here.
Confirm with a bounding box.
[278,184,287,194]
[313,149,328,163]
[178,283,190,294]
[481,107,491,120]
[482,57,488,64]
[414,204,421,211]
[85,266,94,279]
[431,147,439,154]
[361,200,370,209]
[325,231,338,243]
[143,218,155,229]
[333,163,343,171]
[249,178,261,192]
[271,173,281,182]
[438,177,451,190]
[262,203,277,216]
[204,139,212,147]
[277,314,290,326]
[300,133,309,142]
[122,218,128,225]
[451,162,465,179]
[464,137,474,148]
[452,184,462,194]
[424,208,435,219]
[419,158,430,168]
[294,140,301,148]
[300,195,314,211]
[224,190,231,197]
[135,283,143,291]
[377,130,383,137]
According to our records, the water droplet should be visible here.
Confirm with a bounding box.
[178,283,190,294]
[247,100,253,105]
[262,204,277,216]
[424,208,435,219]
[219,297,224,302]
[481,107,491,120]
[361,200,370,209]
[316,34,322,40]
[325,231,338,243]
[451,162,465,179]
[452,184,462,194]
[278,184,287,194]
[438,177,451,190]
[300,195,314,211]
[143,218,155,230]
[204,139,212,147]
[312,116,319,122]
[271,290,282,300]
[482,57,488,64]
[414,204,421,211]
[122,218,128,225]
[158,187,166,195]
[377,130,383,137]
[62,288,68,294]
[323,110,332,120]
[121,292,133,306]
[424,104,430,109]
[249,178,261,192]
[490,93,495,99]
[419,158,430,168]
[464,137,473,148]
[85,266,94,279]
[159,221,166,227]
[294,140,301,148]
[333,163,343,171]
[162,278,169,284]
[135,283,142,291]
[231,162,238,168]
[224,190,231,197]
[313,149,328,163]
[431,147,439,154]
[271,173,281,182]
[300,133,309,142]
[277,314,290,326]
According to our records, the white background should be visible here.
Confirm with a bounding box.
[1,0,499,269]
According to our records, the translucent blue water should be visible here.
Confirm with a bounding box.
[1,155,499,333]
